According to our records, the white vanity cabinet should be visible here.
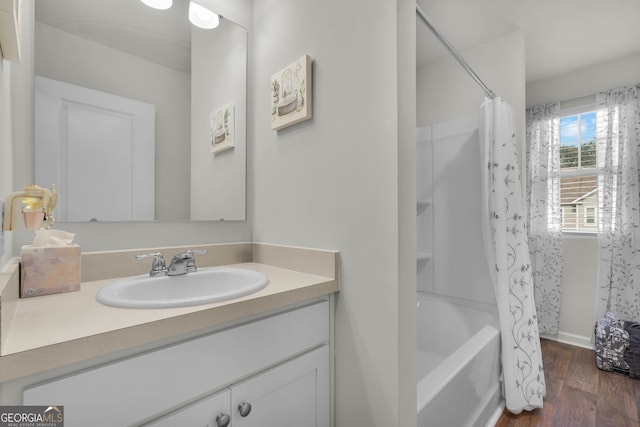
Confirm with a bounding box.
[230,345,328,427]
[23,300,330,427]
[150,346,328,427]
[148,389,231,427]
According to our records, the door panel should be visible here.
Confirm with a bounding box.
[35,76,155,221]
[231,346,329,427]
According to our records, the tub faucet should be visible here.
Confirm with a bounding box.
[168,249,208,276]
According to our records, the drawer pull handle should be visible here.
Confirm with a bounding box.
[238,402,252,417]
[215,413,230,427]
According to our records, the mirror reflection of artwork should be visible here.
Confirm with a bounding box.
[271,54,313,131]
[211,103,235,153]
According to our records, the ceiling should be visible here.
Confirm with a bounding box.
[417,0,640,83]
[35,0,192,74]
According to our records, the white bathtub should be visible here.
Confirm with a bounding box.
[417,292,503,427]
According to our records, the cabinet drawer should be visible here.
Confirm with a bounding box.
[24,300,328,427]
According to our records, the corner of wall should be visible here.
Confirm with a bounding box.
[0,56,15,267]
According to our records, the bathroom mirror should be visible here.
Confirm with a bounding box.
[33,0,247,222]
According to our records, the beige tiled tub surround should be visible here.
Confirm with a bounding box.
[0,243,338,382]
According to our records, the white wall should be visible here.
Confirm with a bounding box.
[397,0,417,424]
[416,31,526,305]
[0,0,35,267]
[252,0,414,425]
[0,57,13,268]
[556,235,598,344]
[526,52,640,346]
[417,31,525,145]
[527,52,640,108]
[418,31,526,194]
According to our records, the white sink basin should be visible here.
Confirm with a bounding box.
[96,267,269,309]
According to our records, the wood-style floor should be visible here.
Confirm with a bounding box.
[496,339,640,427]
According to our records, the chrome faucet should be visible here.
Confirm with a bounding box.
[135,252,168,277]
[136,249,207,277]
[168,249,208,276]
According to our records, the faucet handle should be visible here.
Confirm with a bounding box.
[136,252,167,277]
[186,249,208,256]
[185,249,207,272]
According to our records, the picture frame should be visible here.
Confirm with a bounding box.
[210,103,235,153]
[271,54,313,131]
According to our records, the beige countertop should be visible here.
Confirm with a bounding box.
[0,243,339,383]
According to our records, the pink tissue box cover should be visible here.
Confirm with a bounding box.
[20,245,81,298]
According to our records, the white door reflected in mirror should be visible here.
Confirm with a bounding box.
[35,76,155,222]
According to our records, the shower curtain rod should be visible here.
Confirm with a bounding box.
[416,4,496,100]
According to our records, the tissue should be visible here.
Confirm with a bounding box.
[32,228,76,246]
[20,229,81,298]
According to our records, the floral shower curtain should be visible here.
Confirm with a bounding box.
[525,104,563,335]
[595,86,640,323]
[479,97,545,413]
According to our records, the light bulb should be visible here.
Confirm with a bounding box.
[189,1,220,29]
[140,0,172,10]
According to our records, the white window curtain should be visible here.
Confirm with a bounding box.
[480,97,545,413]
[595,86,640,322]
[525,103,563,335]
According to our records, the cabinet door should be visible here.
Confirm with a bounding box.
[231,345,329,427]
[147,389,230,427]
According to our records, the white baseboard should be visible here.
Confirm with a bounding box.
[484,400,505,427]
[540,331,593,349]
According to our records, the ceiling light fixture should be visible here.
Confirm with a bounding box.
[140,0,220,30]
[139,0,173,10]
[188,1,220,29]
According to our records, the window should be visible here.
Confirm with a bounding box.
[586,207,596,224]
[560,110,598,232]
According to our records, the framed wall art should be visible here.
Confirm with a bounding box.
[271,54,313,131]
[210,102,235,153]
